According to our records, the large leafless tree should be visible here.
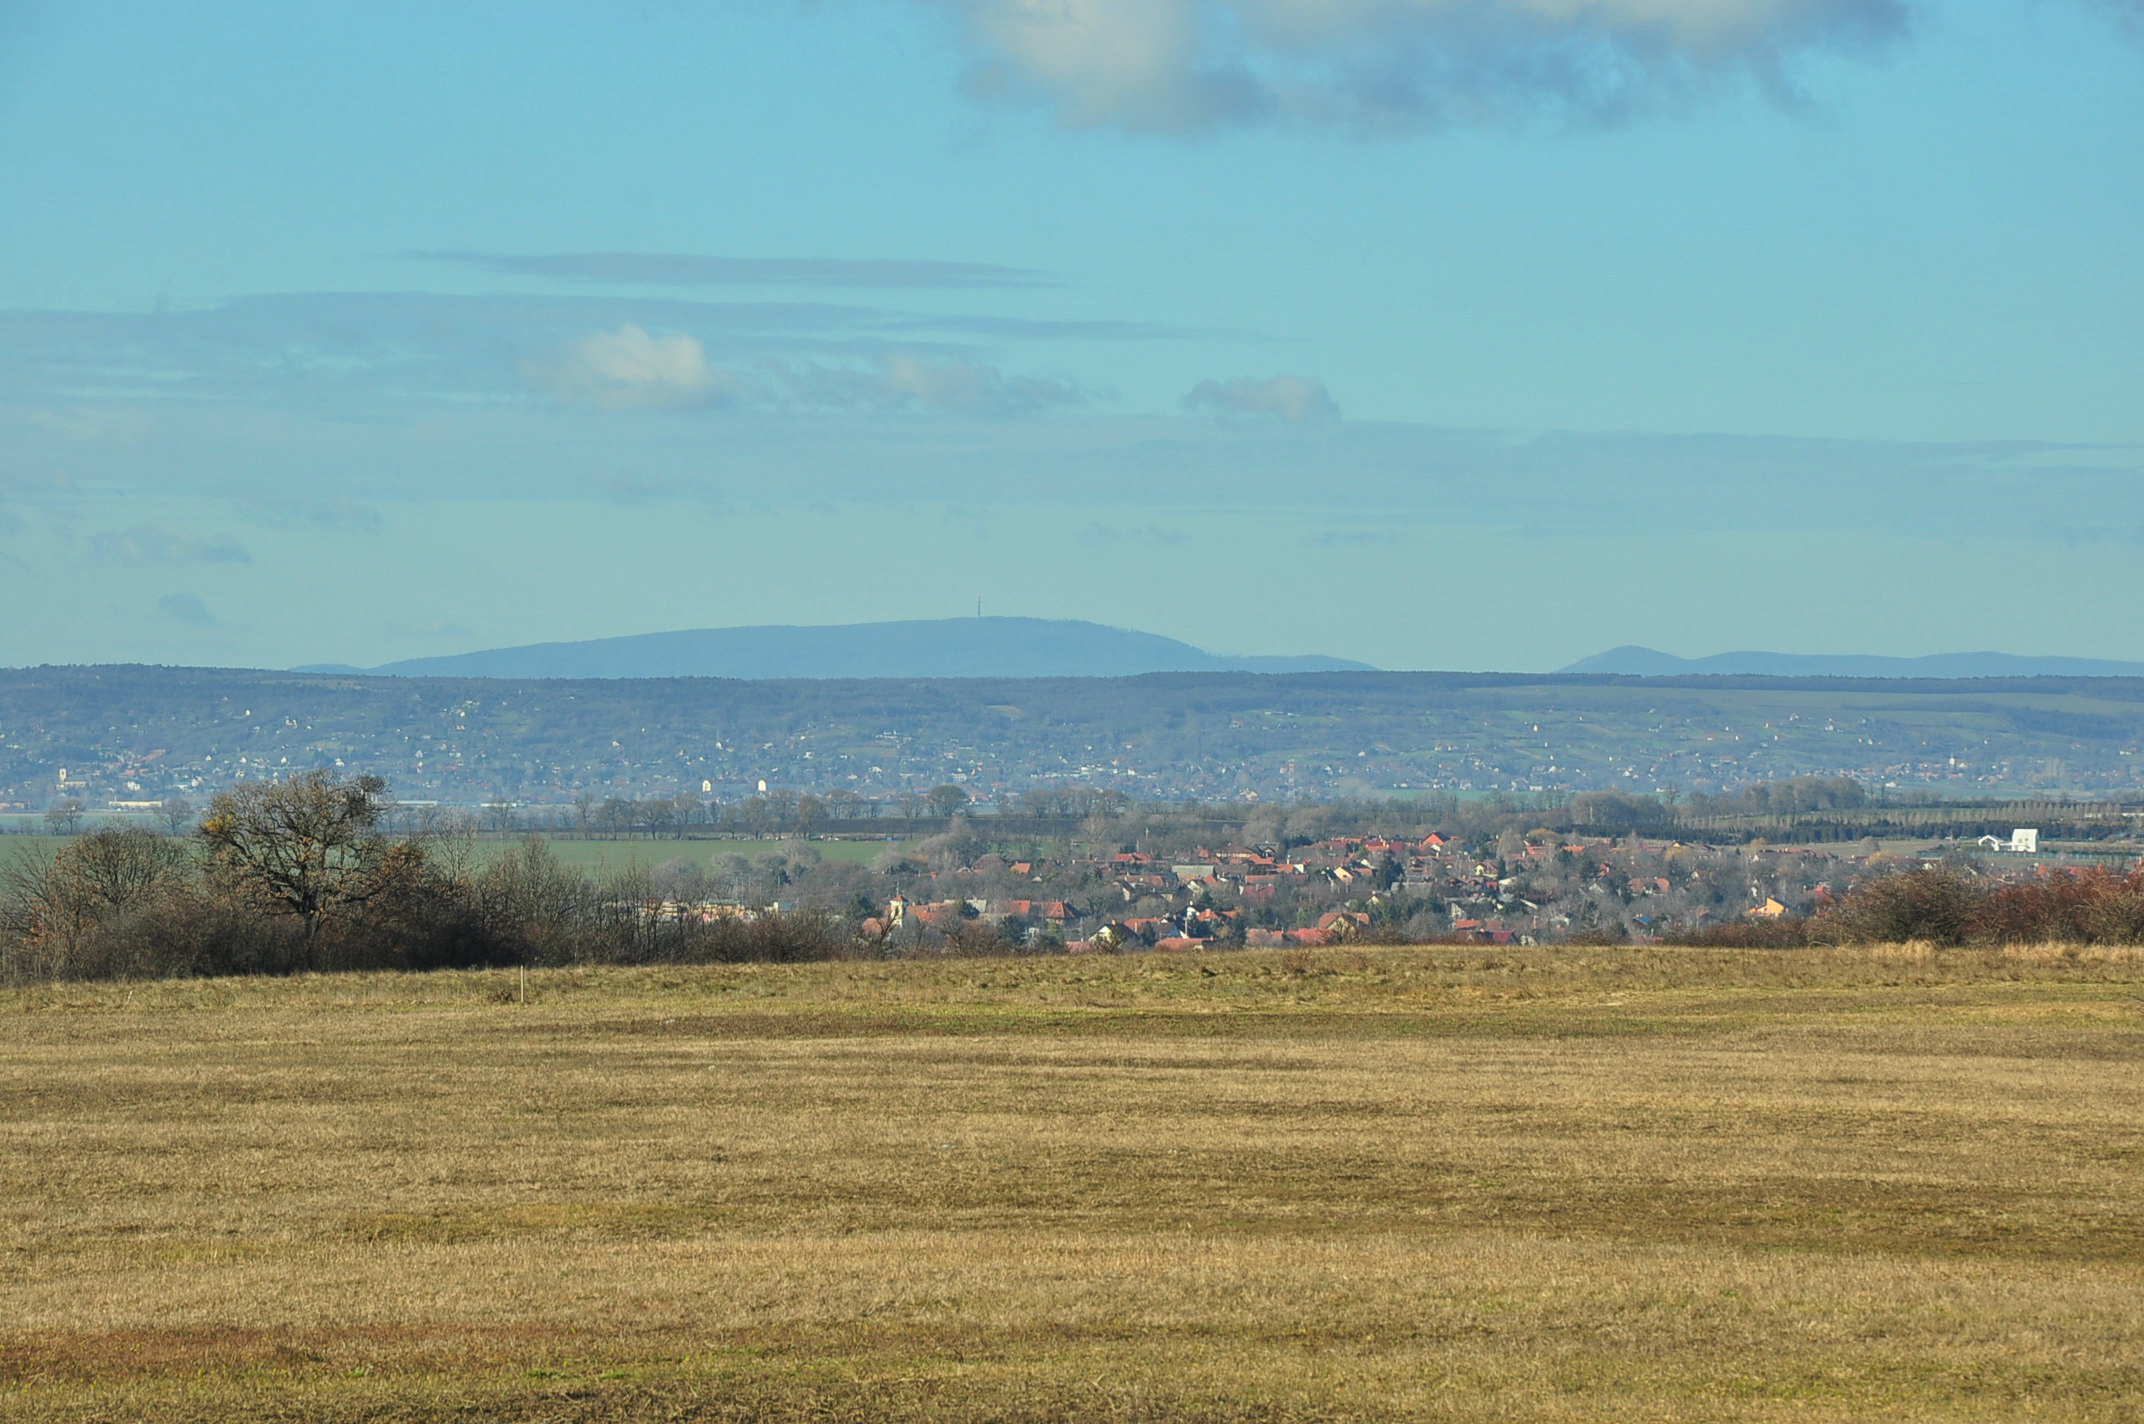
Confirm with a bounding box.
[198,771,396,945]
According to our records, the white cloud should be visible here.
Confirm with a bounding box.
[526,325,1083,418]
[932,0,1910,132]
[530,324,737,410]
[1184,374,1340,422]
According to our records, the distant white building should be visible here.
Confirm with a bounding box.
[1977,829,2039,854]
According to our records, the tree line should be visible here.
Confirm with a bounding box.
[480,784,987,838]
[9,770,2144,985]
[1,771,864,982]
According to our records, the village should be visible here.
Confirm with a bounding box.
[634,823,2057,949]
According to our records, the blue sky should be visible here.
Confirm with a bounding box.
[1,0,2140,672]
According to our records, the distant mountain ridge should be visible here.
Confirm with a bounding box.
[1562,646,2144,679]
[297,617,1376,680]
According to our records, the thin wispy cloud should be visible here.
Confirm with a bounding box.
[1184,374,1339,422]
[1078,521,1192,547]
[404,250,1057,290]
[529,326,1087,417]
[931,0,1910,133]
[235,490,385,535]
[155,593,219,626]
[0,293,1180,412]
[769,353,1089,416]
[2094,0,2144,30]
[387,618,472,640]
[1301,528,1399,547]
[90,522,252,565]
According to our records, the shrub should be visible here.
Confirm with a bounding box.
[1821,868,1982,946]
[1969,868,2144,946]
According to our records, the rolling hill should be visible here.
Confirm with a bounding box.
[298,618,1375,681]
[1561,646,2144,679]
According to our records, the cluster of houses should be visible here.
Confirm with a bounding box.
[635,898,797,925]
[636,824,2076,948]
[840,834,1565,949]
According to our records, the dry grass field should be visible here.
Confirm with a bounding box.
[3,944,2142,1421]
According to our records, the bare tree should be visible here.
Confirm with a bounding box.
[43,799,86,836]
[159,797,195,835]
[671,792,705,836]
[596,798,635,839]
[198,771,397,948]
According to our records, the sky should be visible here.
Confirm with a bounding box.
[1,0,2140,673]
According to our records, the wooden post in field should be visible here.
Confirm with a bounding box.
[520,965,527,1005]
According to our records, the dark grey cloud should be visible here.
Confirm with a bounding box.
[934,0,1910,135]
[1184,373,1339,422]
[404,250,1056,290]
[156,592,218,626]
[90,522,251,565]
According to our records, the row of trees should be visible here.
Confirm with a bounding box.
[537,785,977,838]
[1677,865,2144,948]
[2,773,864,983]
[39,775,2112,851]
[36,797,194,836]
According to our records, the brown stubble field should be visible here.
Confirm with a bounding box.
[3,945,2142,1422]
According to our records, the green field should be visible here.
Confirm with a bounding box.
[0,834,89,864]
[3,943,2141,1421]
[464,835,909,874]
